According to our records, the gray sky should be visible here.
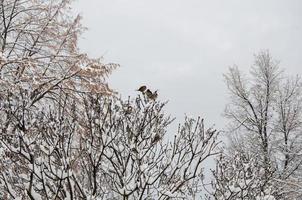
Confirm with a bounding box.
[73,0,302,130]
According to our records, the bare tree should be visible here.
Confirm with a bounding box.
[219,51,302,199]
[0,92,220,199]
[224,51,281,172]
[273,77,302,178]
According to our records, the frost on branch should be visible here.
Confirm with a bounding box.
[221,51,302,199]
[210,151,277,200]
[0,0,118,109]
[0,93,220,199]
[0,0,117,199]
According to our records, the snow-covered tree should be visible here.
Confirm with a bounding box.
[0,0,116,198]
[78,94,220,199]
[0,92,220,199]
[0,1,220,199]
[218,51,302,199]
[209,151,277,200]
[0,0,117,98]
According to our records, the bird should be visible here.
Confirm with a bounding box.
[149,90,158,101]
[131,147,138,154]
[137,85,147,93]
[151,134,161,144]
[145,89,153,99]
[124,105,132,115]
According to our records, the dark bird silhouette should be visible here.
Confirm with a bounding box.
[124,105,132,115]
[152,134,161,144]
[131,147,138,154]
[149,90,158,101]
[145,89,153,99]
[137,85,147,93]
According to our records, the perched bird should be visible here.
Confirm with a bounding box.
[137,85,147,93]
[151,134,161,144]
[131,147,138,154]
[145,89,153,99]
[149,90,158,101]
[124,105,132,115]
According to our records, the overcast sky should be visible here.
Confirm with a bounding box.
[73,0,302,130]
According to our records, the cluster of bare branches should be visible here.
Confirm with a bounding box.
[0,91,220,199]
[209,152,277,200]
